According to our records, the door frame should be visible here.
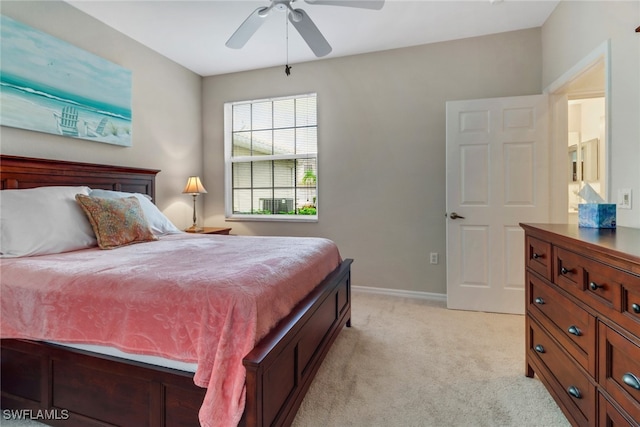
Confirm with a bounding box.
[545,40,611,223]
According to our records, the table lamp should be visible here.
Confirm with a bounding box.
[182,176,207,232]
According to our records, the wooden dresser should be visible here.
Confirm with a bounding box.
[521,223,640,427]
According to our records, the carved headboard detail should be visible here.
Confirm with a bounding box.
[0,155,159,199]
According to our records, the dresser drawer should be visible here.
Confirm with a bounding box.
[526,235,552,280]
[620,280,640,334]
[598,393,640,427]
[554,246,585,291]
[598,323,640,423]
[554,247,626,313]
[528,272,596,374]
[528,318,596,426]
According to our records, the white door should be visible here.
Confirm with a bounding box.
[446,95,549,314]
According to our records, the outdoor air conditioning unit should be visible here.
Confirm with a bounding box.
[260,198,294,214]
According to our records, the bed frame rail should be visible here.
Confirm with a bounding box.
[1,339,204,427]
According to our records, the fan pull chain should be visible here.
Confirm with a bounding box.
[285,13,292,76]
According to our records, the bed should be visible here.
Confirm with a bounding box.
[0,154,353,427]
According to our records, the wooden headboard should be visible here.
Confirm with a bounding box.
[0,155,159,199]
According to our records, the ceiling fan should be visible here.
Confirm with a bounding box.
[225,0,385,58]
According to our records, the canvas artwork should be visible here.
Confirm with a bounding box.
[0,15,132,147]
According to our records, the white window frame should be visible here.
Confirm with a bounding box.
[224,93,319,222]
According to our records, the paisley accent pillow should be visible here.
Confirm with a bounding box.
[88,189,181,236]
[75,195,158,249]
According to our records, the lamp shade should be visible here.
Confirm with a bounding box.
[182,176,208,195]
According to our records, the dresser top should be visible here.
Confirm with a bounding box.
[520,223,640,270]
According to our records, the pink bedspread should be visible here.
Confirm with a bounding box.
[0,233,341,427]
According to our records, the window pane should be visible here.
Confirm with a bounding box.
[232,132,251,156]
[232,162,251,188]
[252,101,272,130]
[254,189,273,213]
[252,161,272,188]
[273,159,295,187]
[233,189,252,214]
[296,127,317,154]
[272,189,295,214]
[233,104,251,132]
[297,159,317,209]
[252,130,272,156]
[296,96,317,127]
[273,128,295,155]
[297,159,317,188]
[274,99,295,129]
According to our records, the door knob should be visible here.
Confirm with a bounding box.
[449,212,465,220]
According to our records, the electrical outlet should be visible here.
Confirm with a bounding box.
[430,253,439,264]
[618,189,632,209]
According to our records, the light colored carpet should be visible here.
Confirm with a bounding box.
[2,292,569,427]
[292,292,570,427]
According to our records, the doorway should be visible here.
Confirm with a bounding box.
[546,42,610,224]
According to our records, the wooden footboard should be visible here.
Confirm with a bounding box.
[244,258,352,427]
[0,259,352,427]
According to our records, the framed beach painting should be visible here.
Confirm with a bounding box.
[0,15,132,147]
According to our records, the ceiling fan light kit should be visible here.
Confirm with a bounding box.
[226,0,385,59]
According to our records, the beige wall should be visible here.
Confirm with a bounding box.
[542,0,640,227]
[0,1,203,229]
[203,29,542,292]
[8,2,633,294]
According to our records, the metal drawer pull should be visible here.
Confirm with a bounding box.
[567,325,582,336]
[589,282,601,291]
[561,267,571,275]
[567,386,581,399]
[532,253,541,259]
[535,297,545,305]
[622,373,640,390]
[534,345,545,353]
[632,303,640,314]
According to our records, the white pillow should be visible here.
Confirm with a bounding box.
[89,189,181,236]
[0,186,97,257]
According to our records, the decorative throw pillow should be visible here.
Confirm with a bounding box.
[88,189,181,236]
[75,195,158,249]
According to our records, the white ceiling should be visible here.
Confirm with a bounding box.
[66,0,560,77]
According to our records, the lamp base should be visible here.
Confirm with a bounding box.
[185,225,205,233]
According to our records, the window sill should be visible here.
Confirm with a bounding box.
[225,214,318,223]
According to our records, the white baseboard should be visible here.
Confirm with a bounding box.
[352,285,447,302]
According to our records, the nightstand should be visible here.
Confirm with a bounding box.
[185,227,232,235]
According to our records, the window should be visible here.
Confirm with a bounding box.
[224,93,318,221]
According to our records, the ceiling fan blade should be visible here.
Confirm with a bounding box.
[225,7,270,49]
[304,0,385,10]
[288,9,332,57]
